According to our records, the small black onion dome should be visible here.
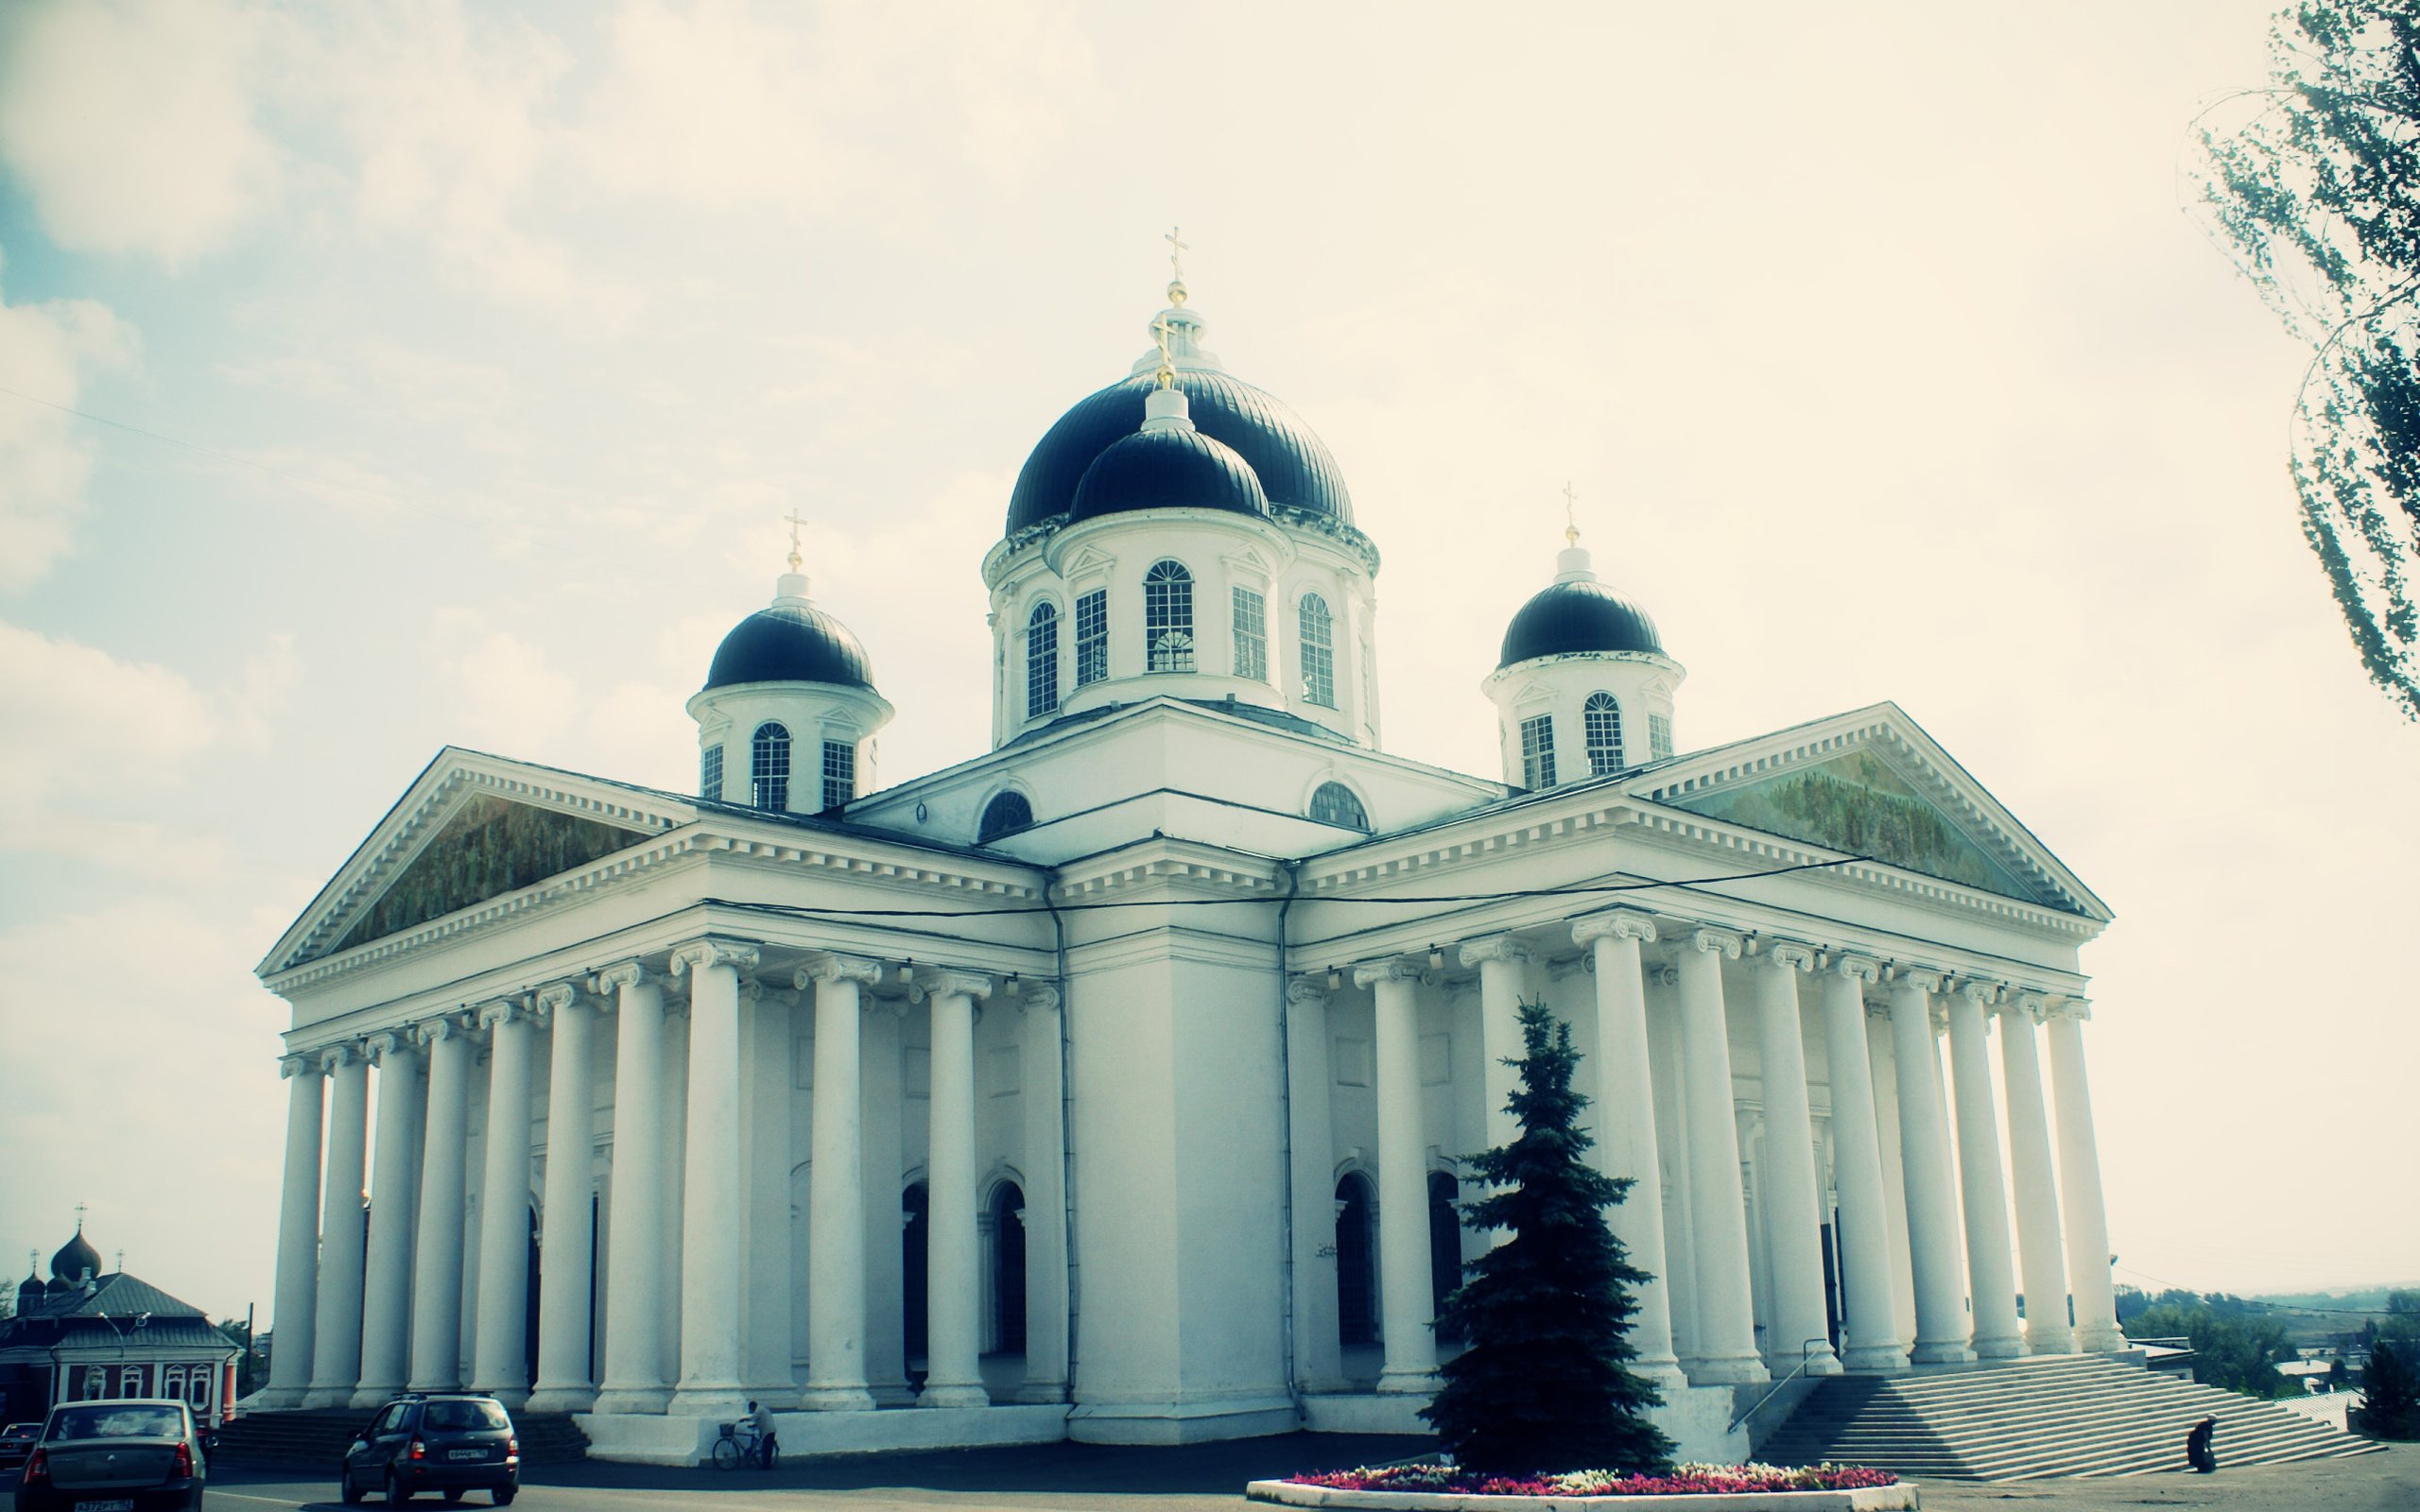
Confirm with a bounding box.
[703,600,875,693]
[1070,425,1270,523]
[50,1226,101,1286]
[1009,369,1351,532]
[1498,577,1667,670]
[17,1271,43,1311]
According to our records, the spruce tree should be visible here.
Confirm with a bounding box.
[2355,1338,2420,1440]
[1421,998,1675,1475]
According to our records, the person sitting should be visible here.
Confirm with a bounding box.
[2186,1416,2217,1473]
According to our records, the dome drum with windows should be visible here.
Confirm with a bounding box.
[1482,537,1685,790]
[688,556,893,816]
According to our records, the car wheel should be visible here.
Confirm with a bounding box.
[387,1469,415,1504]
[341,1466,365,1505]
[493,1487,516,1506]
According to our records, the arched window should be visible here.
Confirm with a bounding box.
[751,722,790,810]
[1519,713,1557,788]
[1144,559,1195,672]
[1300,593,1336,707]
[990,1181,1028,1354]
[1335,1172,1377,1346]
[161,1366,185,1400]
[1026,601,1061,717]
[1429,1171,1464,1340]
[977,790,1033,843]
[1584,692,1624,775]
[1308,781,1369,832]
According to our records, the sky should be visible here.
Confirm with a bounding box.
[1,1,2412,1328]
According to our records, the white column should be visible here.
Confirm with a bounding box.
[594,963,671,1415]
[1946,981,2024,1359]
[1751,941,1841,1378]
[799,954,880,1410]
[1817,958,1909,1373]
[409,1017,474,1392]
[1357,956,1441,1395]
[917,968,993,1408]
[1571,913,1683,1386]
[1864,1002,1917,1348]
[1998,993,2073,1355]
[1887,970,1973,1364]
[306,1043,371,1407]
[1673,928,1766,1384]
[472,999,539,1405]
[859,998,912,1404]
[1015,983,1071,1404]
[529,982,599,1411]
[1458,936,1530,1170]
[1283,975,1345,1395]
[262,1054,324,1406]
[741,979,795,1399]
[668,938,757,1418]
[658,987,690,1375]
[2046,1000,2125,1351]
[354,1033,424,1405]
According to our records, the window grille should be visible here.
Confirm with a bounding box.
[1300,593,1336,707]
[1649,713,1674,761]
[1075,589,1108,687]
[978,790,1033,843]
[1026,601,1060,717]
[1520,713,1557,788]
[1308,781,1369,831]
[1584,692,1624,775]
[700,744,723,800]
[821,739,855,811]
[1144,559,1195,673]
[751,722,790,810]
[1232,586,1268,681]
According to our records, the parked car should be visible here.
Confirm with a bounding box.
[14,1398,206,1511]
[0,1424,39,1470]
[337,1393,518,1505]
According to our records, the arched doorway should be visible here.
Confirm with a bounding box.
[989,1182,1027,1354]
[901,1182,929,1373]
[1428,1171,1462,1342]
[1334,1173,1376,1346]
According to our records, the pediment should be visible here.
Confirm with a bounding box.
[1637,705,2107,919]
[333,794,647,954]
[1061,545,1114,579]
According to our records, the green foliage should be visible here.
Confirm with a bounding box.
[2127,1300,2305,1400]
[1422,999,1674,1477]
[2192,1,2420,718]
[2355,1338,2420,1438]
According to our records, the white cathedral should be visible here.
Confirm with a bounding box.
[253,267,2129,1465]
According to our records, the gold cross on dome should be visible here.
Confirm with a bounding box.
[1151,315,1177,388]
[1563,481,1581,546]
[74,1201,86,1230]
[1166,226,1188,283]
[784,509,806,574]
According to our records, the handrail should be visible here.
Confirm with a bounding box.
[1727,1337,1835,1435]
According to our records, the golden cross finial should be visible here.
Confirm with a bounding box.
[1562,481,1582,547]
[1150,315,1177,389]
[1164,225,1190,305]
[74,1201,86,1231]
[784,509,806,575]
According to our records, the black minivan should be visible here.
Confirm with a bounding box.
[339,1393,519,1504]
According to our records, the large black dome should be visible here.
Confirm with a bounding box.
[1008,369,1352,534]
[704,601,875,692]
[50,1226,101,1287]
[1499,578,1667,669]
[1071,426,1269,523]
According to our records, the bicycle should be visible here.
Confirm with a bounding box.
[711,1420,777,1470]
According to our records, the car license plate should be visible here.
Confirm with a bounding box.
[449,1448,485,1460]
[76,1501,135,1512]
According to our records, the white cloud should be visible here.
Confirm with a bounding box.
[0,0,283,265]
[0,271,136,590]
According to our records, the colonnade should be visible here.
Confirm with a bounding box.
[257,936,1071,1417]
[1289,911,2125,1396]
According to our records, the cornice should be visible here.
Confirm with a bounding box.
[1051,840,1284,902]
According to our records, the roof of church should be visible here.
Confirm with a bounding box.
[703,599,876,693]
[1070,424,1269,523]
[0,1268,234,1354]
[1007,368,1353,534]
[1499,575,1667,668]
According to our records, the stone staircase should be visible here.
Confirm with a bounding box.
[213,1407,588,1469]
[1755,1352,2386,1480]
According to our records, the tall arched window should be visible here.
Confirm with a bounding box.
[1144,559,1195,672]
[1026,601,1061,717]
[990,1181,1028,1354]
[751,722,790,810]
[1584,692,1624,775]
[1334,1172,1377,1346]
[1308,781,1369,832]
[977,790,1033,843]
[1300,593,1335,707]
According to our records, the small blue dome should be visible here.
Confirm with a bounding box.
[704,601,875,692]
[1070,426,1270,524]
[1499,578,1667,670]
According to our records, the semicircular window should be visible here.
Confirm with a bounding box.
[1308,781,1369,832]
[978,790,1034,844]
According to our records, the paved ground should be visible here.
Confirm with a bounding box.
[9,1437,2415,1510]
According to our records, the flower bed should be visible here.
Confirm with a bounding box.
[1285,1463,1896,1499]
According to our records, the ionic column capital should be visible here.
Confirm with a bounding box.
[321,1041,363,1073]
[593,960,648,995]
[1830,952,1885,983]
[476,998,527,1031]
[1572,910,1657,948]
[914,966,994,1003]
[413,1013,467,1047]
[1352,956,1424,990]
[1893,963,1947,994]
[531,980,582,1023]
[365,1030,419,1065]
[1015,982,1062,1016]
[1955,978,2003,1006]
[1457,935,1530,969]
[1286,975,1331,1007]
[669,937,761,977]
[2003,989,2051,1023]
[1686,926,1744,960]
[1761,938,1818,972]
[280,1053,320,1079]
[2047,996,2093,1023]
[798,953,883,991]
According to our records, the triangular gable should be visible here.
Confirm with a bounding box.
[333,793,648,954]
[1636,704,2109,920]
